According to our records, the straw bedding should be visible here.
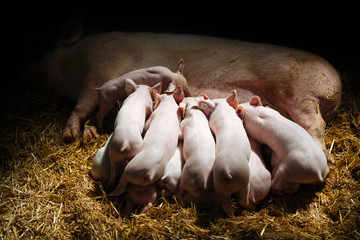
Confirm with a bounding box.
[1,75,359,239]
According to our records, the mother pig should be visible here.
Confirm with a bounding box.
[27,23,341,161]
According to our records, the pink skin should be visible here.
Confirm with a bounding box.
[27,25,341,162]
[111,85,185,196]
[91,133,112,184]
[237,96,330,195]
[124,183,158,217]
[96,59,188,133]
[157,142,184,197]
[244,137,271,209]
[197,90,251,218]
[106,79,162,190]
[176,96,216,200]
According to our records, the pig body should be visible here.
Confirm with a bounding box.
[91,134,112,184]
[157,142,184,196]
[29,29,341,162]
[106,80,160,190]
[246,137,271,208]
[198,91,251,217]
[177,96,216,199]
[237,96,330,195]
[96,60,187,131]
[111,86,184,196]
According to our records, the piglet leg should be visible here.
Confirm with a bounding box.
[221,195,234,218]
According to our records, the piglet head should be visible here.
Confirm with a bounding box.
[178,94,209,118]
[236,95,263,120]
[196,98,216,119]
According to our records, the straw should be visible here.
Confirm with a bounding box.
[1,86,359,239]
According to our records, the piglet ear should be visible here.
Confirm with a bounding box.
[164,81,176,93]
[178,106,186,118]
[173,85,185,104]
[226,90,238,109]
[197,99,215,118]
[199,93,209,100]
[176,58,185,75]
[178,101,187,118]
[250,96,262,106]
[198,101,209,111]
[124,78,137,96]
[151,89,160,109]
[236,106,245,120]
[151,81,162,94]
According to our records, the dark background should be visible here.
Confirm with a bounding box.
[2,1,360,95]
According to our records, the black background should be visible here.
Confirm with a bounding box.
[2,1,360,94]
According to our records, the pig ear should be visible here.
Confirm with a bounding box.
[197,99,215,117]
[173,85,185,104]
[236,106,245,120]
[226,90,238,109]
[178,101,187,118]
[250,96,262,106]
[151,89,160,109]
[164,81,176,93]
[61,21,83,45]
[151,81,162,94]
[178,106,186,118]
[176,58,185,75]
[124,78,137,96]
[199,93,209,100]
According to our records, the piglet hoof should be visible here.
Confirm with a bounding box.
[324,150,335,164]
[60,127,80,144]
[82,125,100,144]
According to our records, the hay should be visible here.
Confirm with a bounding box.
[1,84,359,239]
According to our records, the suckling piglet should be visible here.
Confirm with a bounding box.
[124,183,159,217]
[244,136,271,208]
[176,95,216,200]
[91,133,112,184]
[197,90,251,217]
[157,141,184,196]
[96,59,187,131]
[236,96,330,195]
[111,85,185,196]
[106,79,162,190]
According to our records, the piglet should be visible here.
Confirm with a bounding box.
[176,95,216,200]
[157,142,184,197]
[124,183,159,217]
[111,85,185,196]
[91,133,112,184]
[237,96,330,195]
[197,90,251,217]
[244,137,271,208]
[106,79,162,190]
[96,59,188,131]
